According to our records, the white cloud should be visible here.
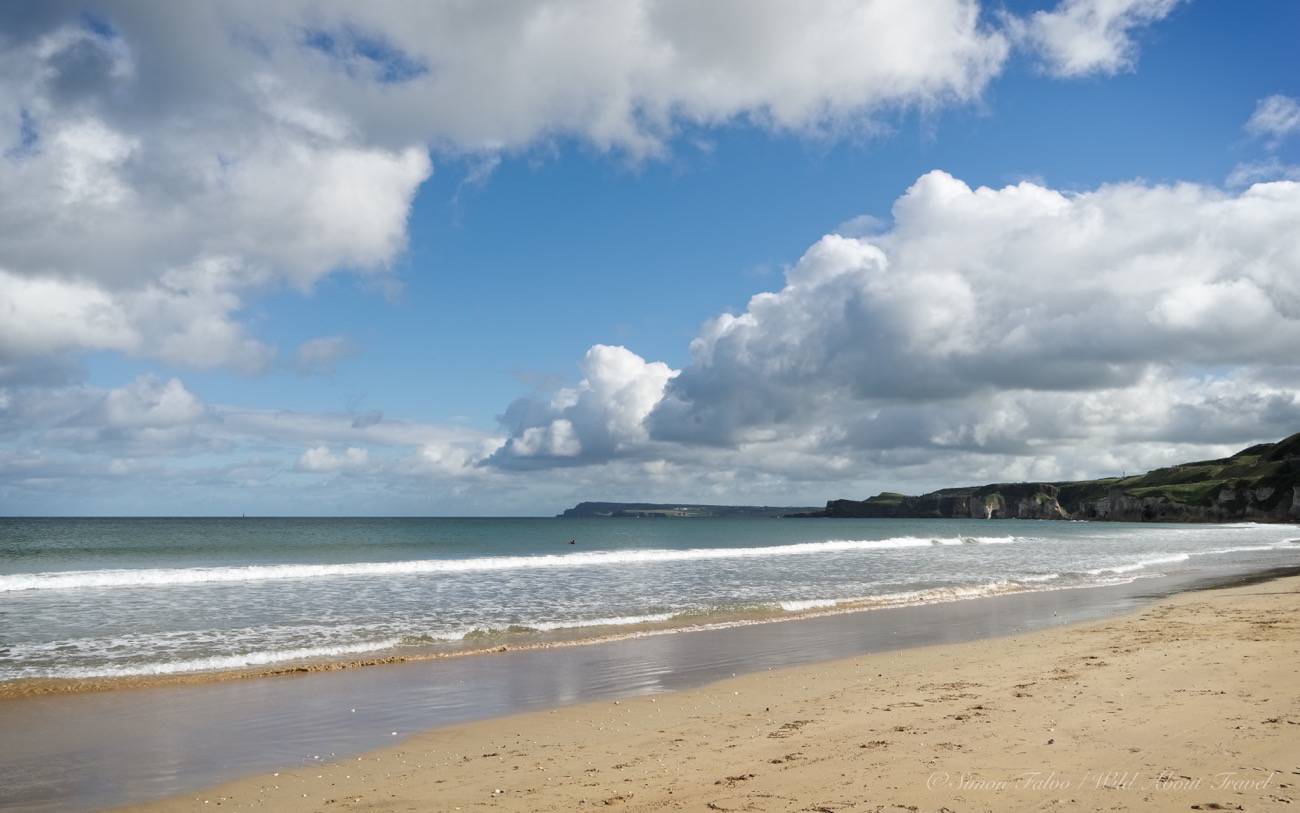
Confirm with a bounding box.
[101,376,205,429]
[2,1,1022,165]
[0,96,430,367]
[296,445,369,473]
[9,375,217,457]
[1245,94,1300,145]
[506,419,583,460]
[493,345,678,467]
[647,172,1300,448]
[0,271,138,358]
[0,10,432,371]
[1015,0,1180,77]
[488,170,1300,495]
[286,0,1011,153]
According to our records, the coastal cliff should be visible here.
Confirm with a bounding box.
[808,431,1300,523]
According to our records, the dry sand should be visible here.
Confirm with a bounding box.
[122,575,1300,812]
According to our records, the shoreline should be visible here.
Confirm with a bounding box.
[5,519,1295,702]
[0,577,1095,700]
[10,525,1300,697]
[0,564,1264,701]
[117,567,1300,813]
[4,560,1298,813]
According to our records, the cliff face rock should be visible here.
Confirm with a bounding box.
[814,431,1300,524]
[1070,483,1299,523]
[826,483,1071,521]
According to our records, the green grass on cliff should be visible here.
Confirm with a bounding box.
[1054,437,1297,508]
[1125,480,1227,505]
[864,492,907,505]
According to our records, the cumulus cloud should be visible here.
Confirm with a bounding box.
[489,170,1300,495]
[492,345,678,467]
[287,0,1010,153]
[0,6,432,372]
[1014,0,1180,77]
[99,376,206,429]
[1245,94,1300,145]
[650,172,1300,441]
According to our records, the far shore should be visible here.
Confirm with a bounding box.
[117,571,1300,813]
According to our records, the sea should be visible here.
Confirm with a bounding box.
[3,516,1299,685]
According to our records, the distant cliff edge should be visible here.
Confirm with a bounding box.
[558,502,821,519]
[797,431,1300,523]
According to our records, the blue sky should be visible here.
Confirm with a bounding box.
[2,1,1299,514]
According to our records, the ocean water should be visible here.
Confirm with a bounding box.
[1,516,1298,683]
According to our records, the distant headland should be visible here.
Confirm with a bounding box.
[562,431,1300,523]
[800,431,1300,523]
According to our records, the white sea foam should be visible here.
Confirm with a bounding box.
[779,598,840,611]
[1082,542,1294,578]
[22,639,406,680]
[529,612,677,631]
[0,535,1020,592]
[1086,553,1192,575]
[0,622,424,665]
[1205,544,1288,555]
[873,581,1018,604]
[1013,573,1065,584]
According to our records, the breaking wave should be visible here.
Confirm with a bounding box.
[0,535,1020,592]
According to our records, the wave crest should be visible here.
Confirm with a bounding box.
[0,535,1020,592]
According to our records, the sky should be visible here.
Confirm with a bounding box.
[1,0,1299,516]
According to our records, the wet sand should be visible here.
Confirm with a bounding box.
[115,571,1300,813]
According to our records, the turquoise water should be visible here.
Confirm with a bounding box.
[1,517,1297,682]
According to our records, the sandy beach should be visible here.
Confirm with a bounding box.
[116,572,1300,813]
